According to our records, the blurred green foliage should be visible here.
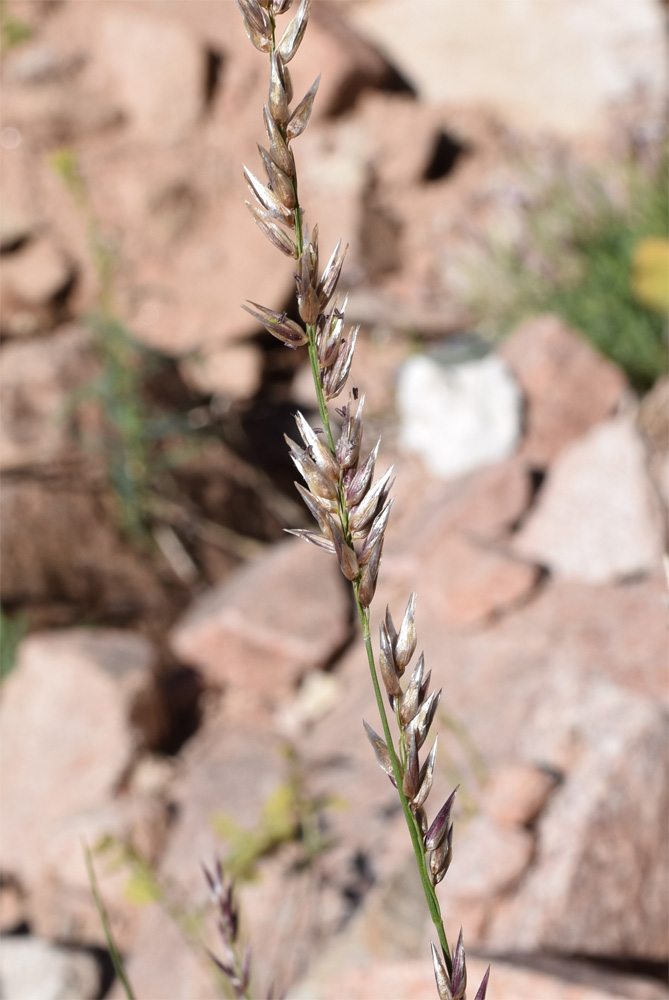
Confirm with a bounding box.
[0,607,28,682]
[0,0,32,51]
[212,746,335,880]
[51,148,194,541]
[473,152,668,392]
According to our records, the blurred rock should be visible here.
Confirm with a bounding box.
[296,117,368,279]
[413,574,668,769]
[31,795,171,949]
[637,375,669,510]
[179,342,263,401]
[0,326,97,471]
[0,204,34,253]
[4,41,84,85]
[0,237,75,336]
[0,877,26,933]
[289,954,667,1000]
[392,532,539,627]
[297,3,394,118]
[3,83,122,144]
[1,479,168,618]
[171,539,350,705]
[481,761,557,828]
[501,315,628,466]
[344,0,666,137]
[0,629,161,890]
[97,6,206,141]
[356,92,450,190]
[0,629,167,944]
[385,457,532,562]
[514,417,665,583]
[0,936,100,1000]
[108,903,220,1000]
[488,676,669,961]
[397,352,522,479]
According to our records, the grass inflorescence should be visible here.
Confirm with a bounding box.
[206,2,492,998]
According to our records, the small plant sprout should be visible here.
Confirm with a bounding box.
[225,1,491,997]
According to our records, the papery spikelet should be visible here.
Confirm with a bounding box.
[450,930,466,1000]
[431,942,453,1000]
[474,967,491,1000]
[412,736,438,809]
[243,301,307,346]
[357,542,381,607]
[257,145,296,209]
[379,621,401,696]
[317,297,347,368]
[346,437,380,506]
[263,104,295,175]
[363,720,395,783]
[349,466,393,534]
[395,592,417,671]
[424,787,458,852]
[245,202,297,257]
[358,499,392,566]
[294,411,340,482]
[244,165,293,224]
[318,240,347,306]
[399,652,424,725]
[269,50,290,125]
[429,824,453,885]
[324,512,359,580]
[286,436,338,500]
[285,527,335,553]
[335,394,364,470]
[322,324,358,400]
[406,688,441,750]
[293,482,335,534]
[277,0,312,63]
[286,75,320,140]
[402,731,420,799]
[235,0,272,51]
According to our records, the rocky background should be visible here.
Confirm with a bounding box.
[1,1,668,999]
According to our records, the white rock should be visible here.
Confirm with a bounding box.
[397,353,522,479]
[345,0,667,137]
[514,417,666,583]
[0,937,100,1000]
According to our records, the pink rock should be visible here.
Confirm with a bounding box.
[98,6,206,141]
[31,795,170,949]
[0,326,97,471]
[385,529,539,627]
[108,903,220,1000]
[0,237,74,336]
[488,676,669,961]
[442,813,534,902]
[482,761,557,827]
[179,342,263,401]
[514,417,666,583]
[501,315,628,466]
[425,535,539,625]
[384,455,532,561]
[170,539,349,704]
[0,629,165,940]
[289,955,665,1000]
